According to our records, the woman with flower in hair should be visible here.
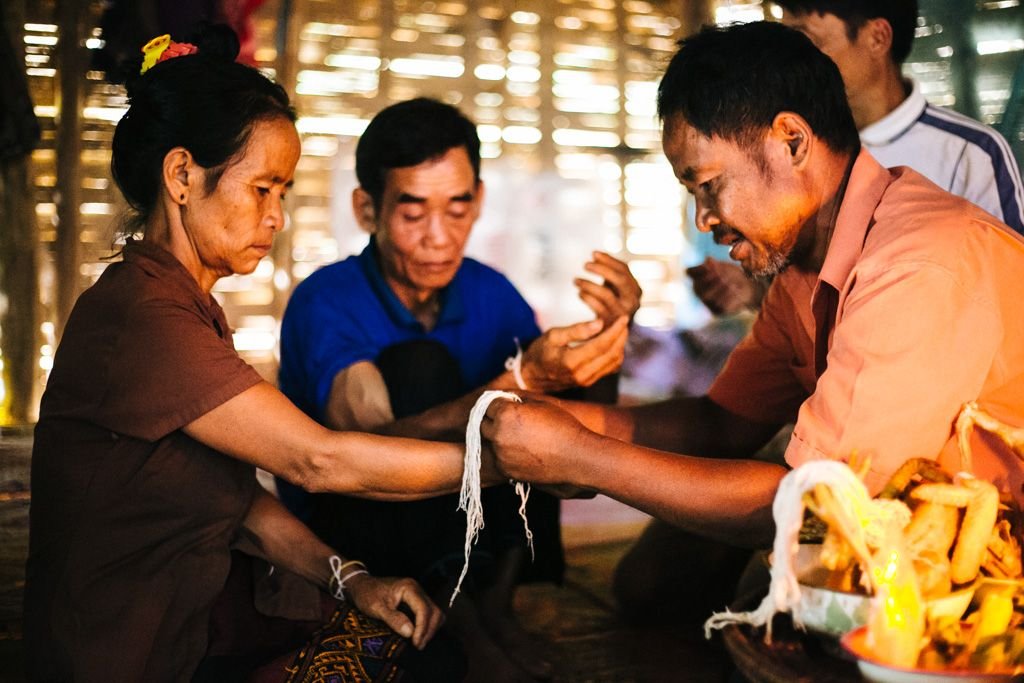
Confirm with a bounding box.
[24,25,475,682]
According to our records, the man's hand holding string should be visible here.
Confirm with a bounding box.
[481,395,597,486]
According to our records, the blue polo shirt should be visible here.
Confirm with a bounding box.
[278,238,541,422]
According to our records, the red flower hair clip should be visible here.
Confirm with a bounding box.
[140,35,199,75]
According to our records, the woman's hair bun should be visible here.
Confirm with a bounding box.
[123,23,239,97]
[182,22,241,63]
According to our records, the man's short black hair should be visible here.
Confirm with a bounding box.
[775,0,918,66]
[355,97,481,210]
[657,21,860,157]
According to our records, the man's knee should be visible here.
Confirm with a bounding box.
[612,520,752,624]
[375,339,464,417]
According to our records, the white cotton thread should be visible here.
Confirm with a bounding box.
[504,339,528,390]
[450,390,534,606]
[329,556,368,600]
[329,555,346,600]
[515,481,534,561]
[338,568,368,596]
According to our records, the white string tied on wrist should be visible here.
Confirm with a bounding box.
[450,390,534,606]
[504,338,528,390]
[328,555,368,601]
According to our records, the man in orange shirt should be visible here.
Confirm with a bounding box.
[614,2,1024,626]
[689,0,1024,315]
[481,19,1024,601]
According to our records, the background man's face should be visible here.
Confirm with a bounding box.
[662,117,810,278]
[781,11,876,112]
[371,146,482,307]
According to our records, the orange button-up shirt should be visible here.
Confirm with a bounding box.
[709,150,1024,498]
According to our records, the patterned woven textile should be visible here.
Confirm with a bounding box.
[283,602,408,683]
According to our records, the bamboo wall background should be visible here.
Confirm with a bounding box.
[1,0,1021,425]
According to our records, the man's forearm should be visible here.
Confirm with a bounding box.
[375,367,540,441]
[375,393,476,441]
[568,433,784,547]
[326,360,510,441]
[628,395,782,458]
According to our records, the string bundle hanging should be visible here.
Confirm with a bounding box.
[450,390,534,606]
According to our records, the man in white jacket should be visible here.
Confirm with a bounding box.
[780,0,1023,231]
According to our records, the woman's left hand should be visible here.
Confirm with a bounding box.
[345,574,445,650]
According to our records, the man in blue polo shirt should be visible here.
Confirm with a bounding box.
[278,97,638,681]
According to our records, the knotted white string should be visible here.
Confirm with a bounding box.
[504,339,528,390]
[329,555,347,600]
[329,556,369,600]
[450,390,534,606]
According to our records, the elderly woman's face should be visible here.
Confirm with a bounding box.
[187,117,300,281]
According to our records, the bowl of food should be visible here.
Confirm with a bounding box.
[841,624,1023,683]
[792,544,975,637]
